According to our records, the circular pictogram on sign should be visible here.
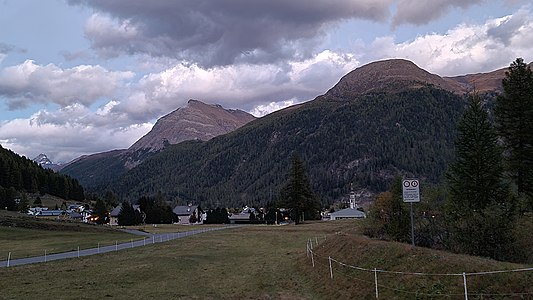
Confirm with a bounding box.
[411,180,419,187]
[403,181,411,187]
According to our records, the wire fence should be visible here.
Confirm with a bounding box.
[1,226,234,268]
[305,236,533,299]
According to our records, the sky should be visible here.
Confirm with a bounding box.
[1,0,532,163]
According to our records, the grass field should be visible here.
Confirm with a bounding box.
[1,220,532,299]
[125,223,230,234]
[0,210,145,259]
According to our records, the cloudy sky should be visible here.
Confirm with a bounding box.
[1,0,532,163]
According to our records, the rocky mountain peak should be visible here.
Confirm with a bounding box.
[33,153,53,165]
[128,100,256,153]
[32,153,62,171]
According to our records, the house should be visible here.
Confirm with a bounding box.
[329,187,366,220]
[329,208,366,220]
[228,213,251,224]
[27,206,48,216]
[80,210,94,223]
[68,204,85,213]
[173,204,201,225]
[68,211,83,221]
[109,203,141,226]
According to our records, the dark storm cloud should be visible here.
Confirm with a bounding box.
[67,0,392,67]
[392,0,484,27]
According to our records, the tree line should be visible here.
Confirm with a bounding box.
[0,146,85,210]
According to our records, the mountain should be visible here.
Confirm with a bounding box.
[327,58,509,97]
[63,59,512,207]
[326,59,461,97]
[32,153,62,172]
[130,100,256,153]
[61,100,256,186]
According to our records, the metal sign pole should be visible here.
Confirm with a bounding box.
[410,202,415,247]
[403,179,419,247]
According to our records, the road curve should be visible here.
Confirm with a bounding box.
[0,226,238,268]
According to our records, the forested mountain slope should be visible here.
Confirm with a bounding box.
[61,100,255,186]
[107,85,465,207]
[0,145,85,209]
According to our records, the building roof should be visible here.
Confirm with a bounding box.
[173,205,198,216]
[330,208,366,218]
[228,213,251,220]
[69,211,83,219]
[110,203,141,217]
[36,210,65,216]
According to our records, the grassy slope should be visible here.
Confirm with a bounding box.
[0,210,142,259]
[1,220,531,299]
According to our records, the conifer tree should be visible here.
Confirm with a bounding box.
[446,94,514,259]
[118,202,141,226]
[495,58,533,204]
[94,198,109,224]
[278,153,320,224]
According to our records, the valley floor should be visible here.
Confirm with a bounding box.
[0,220,531,299]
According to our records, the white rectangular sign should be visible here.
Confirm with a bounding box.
[402,179,420,202]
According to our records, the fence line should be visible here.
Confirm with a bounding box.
[1,226,237,268]
[305,236,533,299]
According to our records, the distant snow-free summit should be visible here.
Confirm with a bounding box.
[129,99,256,152]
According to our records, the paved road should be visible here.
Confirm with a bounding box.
[0,226,235,268]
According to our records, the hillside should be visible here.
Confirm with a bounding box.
[107,85,464,206]
[61,100,255,186]
[0,145,85,210]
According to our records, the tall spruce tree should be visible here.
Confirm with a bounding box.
[278,153,320,224]
[446,94,514,259]
[494,58,533,204]
[118,202,142,226]
[94,198,109,225]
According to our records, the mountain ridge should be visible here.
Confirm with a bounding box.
[61,100,256,184]
[62,58,517,207]
[326,58,511,98]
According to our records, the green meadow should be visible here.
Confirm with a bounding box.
[1,218,531,299]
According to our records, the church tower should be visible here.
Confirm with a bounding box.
[349,183,356,209]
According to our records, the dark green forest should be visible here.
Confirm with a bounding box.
[81,85,466,208]
[0,145,85,210]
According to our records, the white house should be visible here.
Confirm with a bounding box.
[173,204,201,225]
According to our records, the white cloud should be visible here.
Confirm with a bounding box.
[0,60,134,109]
[0,112,152,163]
[111,50,359,121]
[365,8,533,75]
[0,49,360,162]
[249,99,300,117]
